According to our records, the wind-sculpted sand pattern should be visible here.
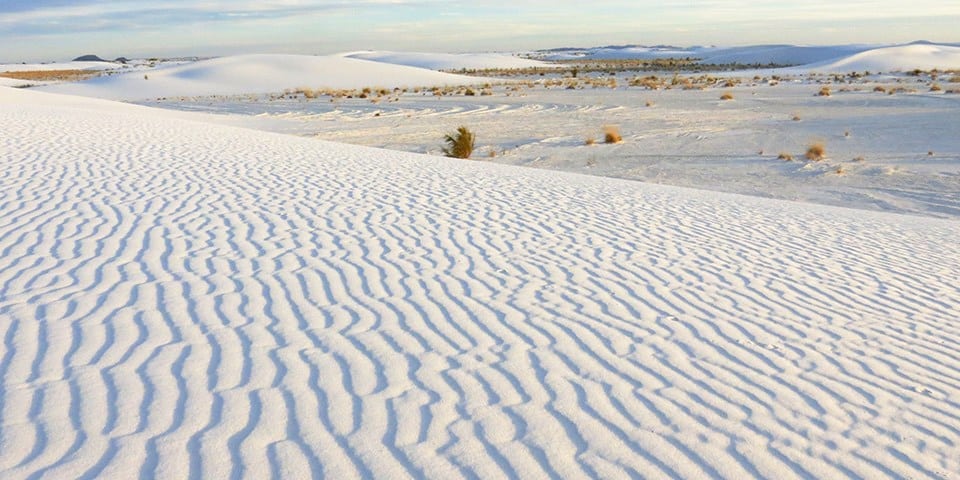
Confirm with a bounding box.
[1,89,959,479]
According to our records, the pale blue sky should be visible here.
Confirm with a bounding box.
[2,1,959,62]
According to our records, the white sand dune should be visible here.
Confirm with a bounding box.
[344,51,552,70]
[535,42,960,71]
[38,54,493,101]
[697,45,875,66]
[2,85,959,478]
[806,43,960,72]
[536,44,876,66]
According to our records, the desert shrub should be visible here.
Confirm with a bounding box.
[603,125,622,144]
[873,85,886,93]
[778,152,794,161]
[817,86,832,97]
[805,142,826,161]
[930,83,942,92]
[585,137,596,146]
[720,92,734,100]
[792,114,802,121]
[442,126,475,159]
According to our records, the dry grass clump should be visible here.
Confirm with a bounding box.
[442,126,475,159]
[792,114,802,121]
[0,69,104,82]
[603,125,622,144]
[778,152,794,161]
[720,92,734,101]
[805,142,826,161]
[585,137,597,146]
[853,155,866,162]
[873,85,887,93]
[817,86,832,97]
[930,83,942,92]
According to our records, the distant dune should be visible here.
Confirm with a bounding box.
[531,41,960,71]
[39,54,496,101]
[343,51,552,70]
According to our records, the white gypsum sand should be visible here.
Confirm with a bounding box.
[1,84,959,479]
[122,49,960,218]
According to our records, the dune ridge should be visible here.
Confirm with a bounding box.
[1,86,959,478]
[38,54,494,101]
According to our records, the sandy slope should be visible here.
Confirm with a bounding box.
[344,51,552,70]
[38,54,494,101]
[807,44,960,72]
[2,85,960,479]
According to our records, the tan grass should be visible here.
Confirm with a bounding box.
[0,69,103,82]
[603,126,622,144]
[805,142,826,161]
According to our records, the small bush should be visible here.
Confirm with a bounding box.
[778,152,794,161]
[585,137,596,146]
[930,83,942,92]
[720,92,734,101]
[805,142,826,161]
[873,85,886,93]
[442,126,475,159]
[792,114,802,121]
[603,125,622,144]
[817,86,832,97]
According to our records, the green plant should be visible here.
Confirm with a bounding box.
[442,126,475,159]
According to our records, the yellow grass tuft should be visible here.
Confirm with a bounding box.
[805,142,826,161]
[720,92,734,101]
[603,125,622,144]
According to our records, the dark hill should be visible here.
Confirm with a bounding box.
[73,54,109,62]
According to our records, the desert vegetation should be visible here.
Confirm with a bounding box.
[442,126,475,159]
[0,69,105,82]
[806,142,826,161]
[603,126,623,144]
